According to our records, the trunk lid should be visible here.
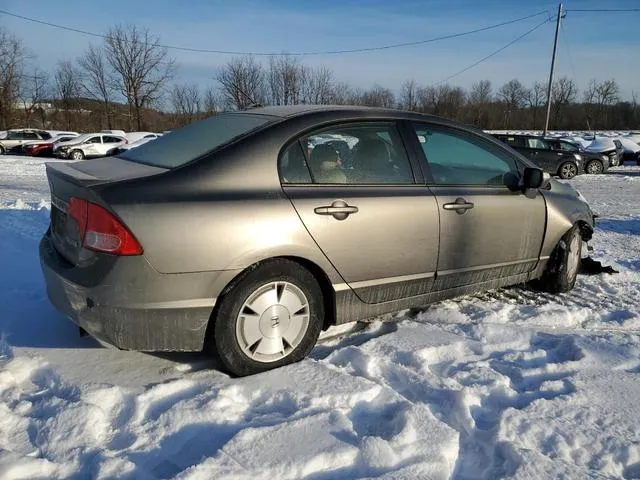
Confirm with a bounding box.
[46,157,166,265]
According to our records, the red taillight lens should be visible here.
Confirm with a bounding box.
[67,197,143,256]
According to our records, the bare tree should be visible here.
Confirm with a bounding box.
[399,79,419,111]
[357,85,395,108]
[54,61,83,130]
[104,25,175,130]
[526,81,547,129]
[468,80,492,125]
[0,28,27,129]
[498,79,528,109]
[170,83,201,126]
[202,87,219,115]
[300,65,334,104]
[18,68,49,128]
[268,55,303,105]
[79,44,114,128]
[551,76,578,128]
[217,56,265,110]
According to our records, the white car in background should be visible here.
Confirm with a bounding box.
[616,137,640,164]
[125,131,161,144]
[54,133,127,160]
[107,135,160,156]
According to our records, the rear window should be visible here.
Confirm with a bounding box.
[120,113,275,168]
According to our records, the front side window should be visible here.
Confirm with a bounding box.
[87,136,102,144]
[413,124,518,186]
[294,123,414,185]
[22,132,38,140]
[526,137,549,150]
[559,141,578,152]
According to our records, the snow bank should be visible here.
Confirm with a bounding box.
[0,158,639,478]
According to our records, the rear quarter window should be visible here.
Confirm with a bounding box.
[120,113,276,168]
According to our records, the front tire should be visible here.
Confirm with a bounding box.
[70,149,84,160]
[211,259,324,377]
[536,224,582,293]
[558,162,578,179]
[585,160,604,174]
[0,145,5,155]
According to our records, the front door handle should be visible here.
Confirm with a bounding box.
[314,200,358,220]
[443,197,474,215]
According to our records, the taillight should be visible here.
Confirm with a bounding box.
[67,197,143,255]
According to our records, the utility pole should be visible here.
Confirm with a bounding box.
[543,3,563,136]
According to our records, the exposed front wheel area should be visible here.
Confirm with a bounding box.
[558,162,578,179]
[211,259,323,376]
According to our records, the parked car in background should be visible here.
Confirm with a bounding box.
[125,131,161,144]
[54,133,127,160]
[40,105,595,376]
[0,129,52,154]
[615,137,640,164]
[584,137,624,167]
[108,135,159,155]
[492,134,583,179]
[545,138,610,174]
[23,134,79,157]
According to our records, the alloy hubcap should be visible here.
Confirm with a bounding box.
[587,161,602,174]
[566,232,581,280]
[562,164,577,178]
[235,281,310,363]
[72,151,82,159]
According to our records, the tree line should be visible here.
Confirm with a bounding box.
[1,25,638,133]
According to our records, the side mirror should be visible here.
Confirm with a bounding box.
[523,167,544,189]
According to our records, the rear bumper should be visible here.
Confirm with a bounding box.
[39,233,241,351]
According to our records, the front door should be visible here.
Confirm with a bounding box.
[411,123,546,290]
[281,122,440,304]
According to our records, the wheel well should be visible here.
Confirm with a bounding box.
[211,256,336,332]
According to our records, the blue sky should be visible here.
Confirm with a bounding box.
[2,0,639,100]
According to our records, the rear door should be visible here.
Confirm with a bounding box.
[410,123,546,290]
[523,137,559,173]
[281,121,439,304]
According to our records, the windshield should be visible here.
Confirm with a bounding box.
[119,113,276,168]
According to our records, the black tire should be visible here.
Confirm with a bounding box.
[70,149,84,160]
[535,224,582,294]
[558,162,578,179]
[585,160,603,174]
[0,145,5,155]
[210,259,324,377]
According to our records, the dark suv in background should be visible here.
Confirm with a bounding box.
[545,138,610,174]
[492,134,583,179]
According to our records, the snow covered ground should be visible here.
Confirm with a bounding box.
[1,155,639,479]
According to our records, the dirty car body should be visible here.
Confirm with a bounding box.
[40,106,595,374]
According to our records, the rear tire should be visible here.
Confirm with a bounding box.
[535,224,582,294]
[70,149,84,160]
[585,160,603,174]
[210,259,324,377]
[558,162,578,179]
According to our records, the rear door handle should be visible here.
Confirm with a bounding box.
[443,197,474,215]
[314,200,358,220]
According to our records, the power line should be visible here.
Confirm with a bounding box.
[435,18,550,85]
[0,8,550,56]
[566,8,640,12]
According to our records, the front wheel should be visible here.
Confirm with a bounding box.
[70,149,85,160]
[586,160,603,174]
[210,259,324,376]
[558,162,578,179]
[535,224,582,294]
[0,145,5,155]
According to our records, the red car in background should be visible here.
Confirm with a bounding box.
[22,135,78,157]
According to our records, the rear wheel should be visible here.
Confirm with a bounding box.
[558,162,578,179]
[70,149,84,160]
[211,259,324,376]
[586,160,603,174]
[535,224,582,294]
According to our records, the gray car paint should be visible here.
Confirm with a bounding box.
[40,105,595,352]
